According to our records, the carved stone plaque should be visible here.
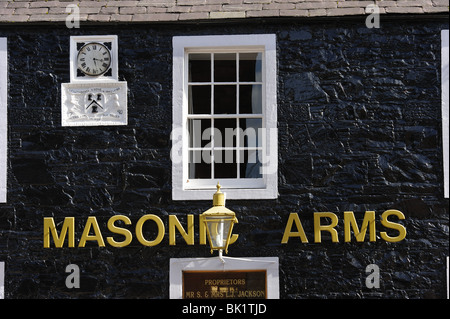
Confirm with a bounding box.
[61,81,127,126]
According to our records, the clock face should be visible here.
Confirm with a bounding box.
[77,42,111,76]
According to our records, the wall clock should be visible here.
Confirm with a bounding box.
[77,42,112,76]
[70,35,118,82]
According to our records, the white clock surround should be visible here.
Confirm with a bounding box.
[70,35,118,82]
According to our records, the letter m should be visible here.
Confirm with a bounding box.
[43,217,75,248]
[344,211,376,242]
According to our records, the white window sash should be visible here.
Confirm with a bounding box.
[0,38,7,203]
[172,34,277,201]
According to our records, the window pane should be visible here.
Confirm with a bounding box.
[189,85,211,114]
[214,85,237,114]
[239,53,262,82]
[189,53,211,82]
[188,119,211,148]
[240,150,262,178]
[214,150,237,178]
[189,150,211,179]
[214,53,236,82]
[214,118,237,148]
[239,118,262,148]
[239,85,262,114]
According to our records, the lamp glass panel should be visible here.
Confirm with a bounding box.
[205,216,233,249]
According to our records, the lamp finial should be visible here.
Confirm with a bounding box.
[213,181,225,206]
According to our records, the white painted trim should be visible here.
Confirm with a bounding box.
[172,34,278,200]
[169,256,279,299]
[0,38,7,203]
[447,256,449,299]
[0,261,4,299]
[442,30,449,198]
[70,35,118,82]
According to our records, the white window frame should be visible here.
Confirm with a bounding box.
[0,261,4,299]
[442,30,449,199]
[172,34,277,200]
[0,38,7,203]
[169,256,279,299]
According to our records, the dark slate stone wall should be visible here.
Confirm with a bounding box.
[0,17,448,299]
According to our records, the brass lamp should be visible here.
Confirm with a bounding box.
[201,182,238,256]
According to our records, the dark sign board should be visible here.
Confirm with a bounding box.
[183,270,267,299]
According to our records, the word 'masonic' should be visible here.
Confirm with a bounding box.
[43,214,238,248]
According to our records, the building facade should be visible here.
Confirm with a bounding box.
[0,0,449,299]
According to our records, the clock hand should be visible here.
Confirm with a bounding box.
[93,58,104,66]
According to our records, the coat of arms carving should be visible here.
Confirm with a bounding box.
[61,82,127,126]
